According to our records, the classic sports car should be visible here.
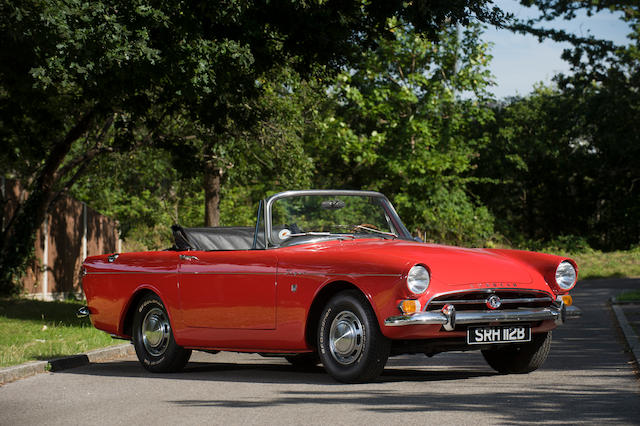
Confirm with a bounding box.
[79,190,580,383]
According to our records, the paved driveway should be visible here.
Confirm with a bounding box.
[1,279,639,425]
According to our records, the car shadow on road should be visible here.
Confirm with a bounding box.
[55,355,496,386]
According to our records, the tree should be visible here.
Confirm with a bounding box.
[473,87,589,245]
[0,0,506,293]
[154,66,321,227]
[473,1,640,250]
[308,20,496,245]
[70,146,204,250]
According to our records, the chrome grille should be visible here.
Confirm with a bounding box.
[427,290,553,311]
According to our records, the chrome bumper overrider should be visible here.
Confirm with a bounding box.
[384,302,581,331]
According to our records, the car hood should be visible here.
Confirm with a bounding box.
[334,239,535,286]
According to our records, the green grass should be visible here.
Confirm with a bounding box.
[0,298,121,368]
[616,290,640,302]
[568,249,640,281]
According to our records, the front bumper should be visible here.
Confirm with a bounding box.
[384,302,581,331]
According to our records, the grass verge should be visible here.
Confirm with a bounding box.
[0,298,121,368]
[555,249,640,281]
[616,290,640,302]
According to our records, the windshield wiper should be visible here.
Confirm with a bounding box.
[285,231,357,241]
[352,225,398,238]
[285,228,397,239]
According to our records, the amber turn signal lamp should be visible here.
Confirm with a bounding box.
[399,299,421,314]
[561,294,573,306]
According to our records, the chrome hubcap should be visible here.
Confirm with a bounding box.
[329,311,363,365]
[142,307,170,356]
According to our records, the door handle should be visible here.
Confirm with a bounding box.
[179,254,199,261]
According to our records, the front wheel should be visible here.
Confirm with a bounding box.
[133,294,191,373]
[317,290,390,383]
[482,331,552,374]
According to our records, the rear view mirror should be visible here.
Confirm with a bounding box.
[321,199,346,210]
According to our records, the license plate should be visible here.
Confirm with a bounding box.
[467,325,531,345]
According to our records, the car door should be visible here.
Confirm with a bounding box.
[178,250,277,329]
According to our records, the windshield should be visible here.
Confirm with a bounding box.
[266,191,410,246]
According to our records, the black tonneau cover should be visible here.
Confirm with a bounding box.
[171,225,262,251]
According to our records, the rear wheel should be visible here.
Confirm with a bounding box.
[317,290,390,383]
[482,331,552,374]
[133,294,191,372]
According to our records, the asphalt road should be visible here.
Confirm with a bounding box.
[1,279,639,425]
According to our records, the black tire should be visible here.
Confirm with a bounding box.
[285,353,320,370]
[482,331,552,374]
[133,294,191,373]
[317,290,390,383]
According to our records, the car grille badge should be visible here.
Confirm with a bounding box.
[486,295,502,310]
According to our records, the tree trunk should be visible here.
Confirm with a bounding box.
[203,161,223,227]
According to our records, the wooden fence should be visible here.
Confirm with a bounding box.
[1,178,120,300]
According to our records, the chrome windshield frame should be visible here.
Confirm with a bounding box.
[263,190,412,248]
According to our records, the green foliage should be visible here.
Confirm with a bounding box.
[308,21,496,245]
[616,290,640,302]
[71,146,203,249]
[67,21,502,249]
[476,83,640,250]
[0,0,262,291]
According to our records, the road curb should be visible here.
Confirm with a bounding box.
[611,302,640,367]
[0,343,134,385]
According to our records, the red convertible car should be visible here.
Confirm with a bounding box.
[79,190,580,383]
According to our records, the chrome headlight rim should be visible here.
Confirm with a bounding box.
[555,260,577,291]
[407,264,430,295]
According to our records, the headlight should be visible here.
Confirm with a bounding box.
[555,261,577,290]
[407,265,430,294]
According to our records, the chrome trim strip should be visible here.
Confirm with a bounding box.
[85,271,273,276]
[346,273,402,278]
[85,271,401,278]
[181,272,275,275]
[183,271,400,278]
[385,305,566,327]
